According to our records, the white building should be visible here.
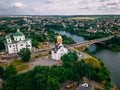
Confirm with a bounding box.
[51,35,68,60]
[4,29,32,54]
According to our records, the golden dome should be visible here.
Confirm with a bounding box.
[57,35,62,39]
[57,35,62,44]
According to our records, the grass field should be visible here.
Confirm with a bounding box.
[0,63,8,67]
[16,64,29,72]
[0,60,29,72]
[10,60,25,66]
[68,17,96,20]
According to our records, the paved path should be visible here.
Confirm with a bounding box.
[29,56,62,69]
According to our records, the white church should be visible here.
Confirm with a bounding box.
[51,35,68,60]
[4,29,32,54]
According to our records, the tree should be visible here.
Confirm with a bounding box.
[0,67,3,78]
[61,51,78,66]
[50,66,67,83]
[33,73,47,90]
[32,39,39,48]
[0,40,5,51]
[3,65,17,80]
[19,48,31,62]
[46,77,60,90]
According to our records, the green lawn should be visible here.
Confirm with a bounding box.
[0,63,8,67]
[10,60,25,66]
[16,64,29,72]
[0,60,30,72]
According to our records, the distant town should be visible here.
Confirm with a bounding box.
[0,15,120,90]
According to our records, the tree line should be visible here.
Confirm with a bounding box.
[0,51,112,90]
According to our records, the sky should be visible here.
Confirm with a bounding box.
[0,0,120,15]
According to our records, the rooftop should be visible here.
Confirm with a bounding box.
[25,38,31,41]
[13,29,24,36]
[5,35,10,38]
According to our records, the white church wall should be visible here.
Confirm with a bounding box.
[13,35,25,41]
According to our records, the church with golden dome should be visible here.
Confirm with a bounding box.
[51,35,68,60]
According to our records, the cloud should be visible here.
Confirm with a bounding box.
[45,0,64,3]
[11,2,25,8]
[98,0,120,10]
[0,0,120,15]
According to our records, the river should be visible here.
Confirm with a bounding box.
[54,30,120,89]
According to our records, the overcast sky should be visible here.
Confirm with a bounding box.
[0,0,120,15]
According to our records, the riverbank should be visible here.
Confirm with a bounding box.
[53,29,112,40]
[54,30,119,89]
[102,36,120,52]
[93,49,120,89]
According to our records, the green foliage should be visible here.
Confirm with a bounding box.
[94,87,102,90]
[0,40,5,51]
[46,77,60,90]
[30,30,75,45]
[62,35,75,44]
[10,60,24,66]
[61,51,78,66]
[18,48,31,62]
[16,64,29,72]
[3,65,17,80]
[84,47,89,52]
[49,66,68,83]
[0,67,4,78]
[2,51,111,90]
[106,36,120,52]
[63,27,111,40]
[33,73,47,90]
[32,72,60,90]
[45,24,63,30]
[32,39,39,48]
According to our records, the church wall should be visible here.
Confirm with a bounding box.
[17,42,26,52]
[7,44,15,54]
[26,40,32,50]
[6,38,12,44]
[13,35,25,41]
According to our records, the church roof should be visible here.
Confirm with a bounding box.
[13,31,24,36]
[57,35,62,39]
[5,35,10,38]
[13,29,24,36]
[52,44,67,53]
[25,38,31,41]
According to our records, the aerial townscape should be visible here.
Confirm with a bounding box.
[0,0,120,90]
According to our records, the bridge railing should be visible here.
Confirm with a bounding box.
[69,36,114,47]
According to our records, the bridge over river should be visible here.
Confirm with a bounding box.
[68,36,114,48]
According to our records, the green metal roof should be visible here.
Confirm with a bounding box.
[13,31,24,36]
[25,38,31,41]
[5,35,10,38]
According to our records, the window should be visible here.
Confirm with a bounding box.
[26,45,30,47]
[9,45,11,48]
